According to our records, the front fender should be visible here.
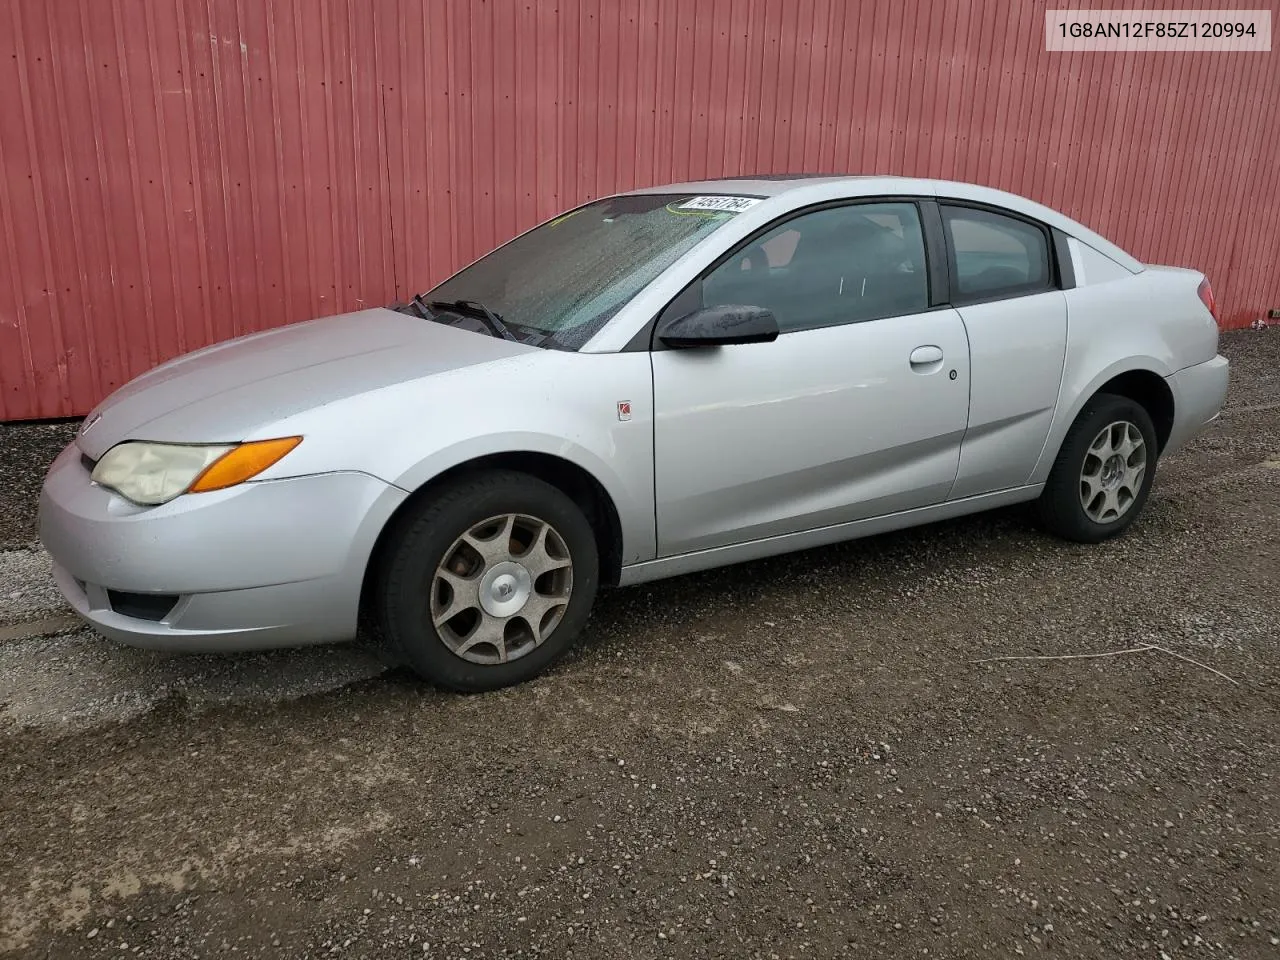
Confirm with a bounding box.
[252,350,658,566]
[391,430,656,565]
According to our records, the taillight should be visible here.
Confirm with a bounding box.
[1197,277,1218,323]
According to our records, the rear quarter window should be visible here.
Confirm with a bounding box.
[942,205,1052,301]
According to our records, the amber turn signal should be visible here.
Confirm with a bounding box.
[188,436,303,493]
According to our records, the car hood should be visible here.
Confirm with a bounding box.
[76,307,534,459]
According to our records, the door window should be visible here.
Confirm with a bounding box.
[941,205,1052,301]
[701,203,930,332]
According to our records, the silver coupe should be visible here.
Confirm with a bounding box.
[39,176,1230,690]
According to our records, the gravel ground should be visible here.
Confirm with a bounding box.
[1,331,1277,959]
[0,422,78,551]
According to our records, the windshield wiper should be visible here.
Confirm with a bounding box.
[402,292,435,321]
[427,298,520,343]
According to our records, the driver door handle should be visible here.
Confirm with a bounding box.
[909,345,944,366]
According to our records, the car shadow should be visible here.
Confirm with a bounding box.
[2,502,1092,731]
[581,502,1043,642]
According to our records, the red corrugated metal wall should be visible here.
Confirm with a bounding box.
[2,0,1277,420]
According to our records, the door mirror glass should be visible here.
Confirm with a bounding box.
[656,304,780,348]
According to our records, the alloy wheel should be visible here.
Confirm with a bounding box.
[1079,420,1147,523]
[431,514,574,665]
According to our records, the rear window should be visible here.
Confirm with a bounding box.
[941,205,1052,300]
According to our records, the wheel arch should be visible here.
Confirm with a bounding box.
[1031,359,1176,485]
[359,451,627,623]
[1093,369,1175,453]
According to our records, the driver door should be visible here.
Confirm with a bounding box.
[651,200,972,557]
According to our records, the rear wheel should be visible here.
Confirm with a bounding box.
[375,470,599,691]
[1037,393,1158,543]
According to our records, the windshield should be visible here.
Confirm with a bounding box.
[419,193,761,350]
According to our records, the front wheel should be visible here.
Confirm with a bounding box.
[374,470,599,691]
[1037,393,1159,544]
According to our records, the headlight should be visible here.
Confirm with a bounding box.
[90,437,302,506]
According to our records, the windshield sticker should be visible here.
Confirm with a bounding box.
[546,209,584,227]
[675,195,763,213]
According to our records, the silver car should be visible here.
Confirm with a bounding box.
[39,176,1230,690]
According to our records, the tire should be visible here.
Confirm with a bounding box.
[1037,392,1159,544]
[374,470,599,692]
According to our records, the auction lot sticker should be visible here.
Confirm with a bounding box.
[677,196,763,213]
[1046,9,1271,51]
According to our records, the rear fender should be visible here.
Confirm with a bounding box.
[1029,355,1173,485]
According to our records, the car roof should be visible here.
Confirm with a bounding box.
[622,175,1142,272]
[624,174,899,198]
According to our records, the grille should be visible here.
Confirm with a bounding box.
[106,590,178,622]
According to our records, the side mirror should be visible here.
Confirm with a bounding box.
[656,304,780,348]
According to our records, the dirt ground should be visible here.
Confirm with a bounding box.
[1,331,1277,959]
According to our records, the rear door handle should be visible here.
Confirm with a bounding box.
[909,345,944,367]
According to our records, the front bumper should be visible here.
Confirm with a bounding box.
[38,442,407,651]
[1163,353,1230,457]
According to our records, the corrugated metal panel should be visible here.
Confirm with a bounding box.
[2,0,1278,420]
